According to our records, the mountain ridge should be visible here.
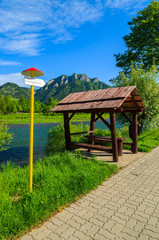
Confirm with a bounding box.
[0,73,110,102]
[35,73,110,102]
[0,82,31,100]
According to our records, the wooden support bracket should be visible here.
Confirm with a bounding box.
[121,112,133,124]
[95,113,103,122]
[68,113,75,121]
[96,113,111,130]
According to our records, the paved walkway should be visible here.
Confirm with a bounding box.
[21,147,159,240]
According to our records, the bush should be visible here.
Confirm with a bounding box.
[116,125,130,138]
[0,123,13,152]
[45,123,90,155]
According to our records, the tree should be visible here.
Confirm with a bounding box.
[43,97,59,115]
[112,63,159,133]
[0,123,13,152]
[115,1,159,73]
[0,95,7,114]
[19,95,30,112]
[47,97,58,108]
[34,100,42,113]
[6,101,17,113]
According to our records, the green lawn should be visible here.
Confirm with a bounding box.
[0,152,118,240]
[118,128,159,152]
[138,128,159,152]
[0,113,109,124]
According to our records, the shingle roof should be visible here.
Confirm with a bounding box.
[50,86,145,113]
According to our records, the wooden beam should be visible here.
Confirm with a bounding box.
[123,109,144,112]
[70,130,94,136]
[71,142,112,153]
[68,113,75,121]
[64,112,71,151]
[95,113,103,122]
[121,112,133,124]
[53,108,132,114]
[96,113,111,130]
[110,112,118,162]
[132,112,138,153]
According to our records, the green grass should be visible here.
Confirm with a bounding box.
[138,128,159,152]
[87,126,159,153]
[0,113,109,124]
[0,113,66,124]
[117,127,159,152]
[0,151,118,240]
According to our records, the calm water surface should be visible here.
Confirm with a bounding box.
[0,120,121,165]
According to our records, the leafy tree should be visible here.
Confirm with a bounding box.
[4,95,12,103]
[6,100,18,113]
[43,97,58,115]
[19,95,30,112]
[0,123,13,152]
[34,100,42,113]
[112,63,159,133]
[47,97,58,108]
[115,1,159,72]
[4,95,15,113]
[0,95,7,114]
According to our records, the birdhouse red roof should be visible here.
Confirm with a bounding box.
[21,67,44,77]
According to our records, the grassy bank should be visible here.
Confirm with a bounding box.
[138,128,159,152]
[0,151,118,240]
[117,127,159,152]
[0,113,109,124]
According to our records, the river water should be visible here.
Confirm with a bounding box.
[0,121,121,165]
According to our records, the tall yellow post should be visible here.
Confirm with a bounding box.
[29,71,34,192]
[21,67,44,192]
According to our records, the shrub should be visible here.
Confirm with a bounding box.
[45,123,89,155]
[0,123,13,152]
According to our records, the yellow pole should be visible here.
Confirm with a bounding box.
[29,71,34,192]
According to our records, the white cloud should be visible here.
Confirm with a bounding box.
[0,34,41,56]
[0,0,150,55]
[105,0,149,10]
[0,73,26,87]
[0,59,21,66]
[0,0,103,55]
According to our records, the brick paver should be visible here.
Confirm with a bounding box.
[21,147,159,240]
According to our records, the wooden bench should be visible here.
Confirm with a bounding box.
[123,142,133,151]
[71,142,112,153]
[84,135,127,156]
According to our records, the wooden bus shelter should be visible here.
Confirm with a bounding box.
[50,86,145,162]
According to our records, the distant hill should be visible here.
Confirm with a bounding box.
[0,74,110,102]
[35,73,110,102]
[0,82,31,100]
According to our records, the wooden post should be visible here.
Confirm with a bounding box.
[64,112,71,151]
[132,112,138,153]
[88,113,95,151]
[118,139,123,156]
[110,112,118,162]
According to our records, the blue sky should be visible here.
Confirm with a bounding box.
[0,0,151,87]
